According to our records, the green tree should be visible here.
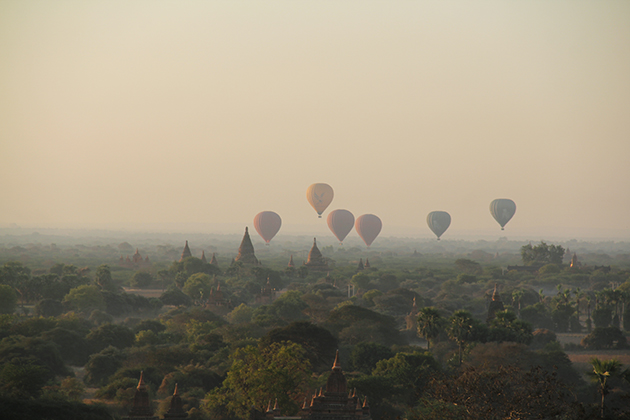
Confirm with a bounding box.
[34,298,63,317]
[349,342,394,374]
[84,346,124,386]
[520,242,564,266]
[454,259,482,275]
[448,310,476,365]
[0,359,52,398]
[63,285,105,314]
[589,358,624,418]
[204,342,311,418]
[182,273,213,301]
[130,272,154,288]
[417,307,445,352]
[0,285,17,315]
[94,265,116,292]
[260,321,337,371]
[227,303,254,324]
[86,323,136,353]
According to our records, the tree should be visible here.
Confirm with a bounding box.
[0,359,52,398]
[34,298,63,317]
[417,307,445,352]
[94,265,116,292]
[160,287,192,306]
[349,342,394,374]
[130,272,154,288]
[589,358,624,418]
[260,321,337,371]
[581,327,628,350]
[487,310,533,345]
[420,364,586,420]
[84,346,124,386]
[454,259,482,275]
[448,310,476,365]
[227,303,254,324]
[520,242,565,266]
[182,273,213,301]
[0,285,17,315]
[86,323,136,353]
[62,285,105,314]
[203,342,311,418]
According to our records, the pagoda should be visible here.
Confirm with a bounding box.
[179,241,192,262]
[357,258,364,271]
[299,351,371,420]
[201,251,208,264]
[235,227,259,265]
[210,253,218,266]
[122,372,158,420]
[163,383,188,418]
[304,238,328,272]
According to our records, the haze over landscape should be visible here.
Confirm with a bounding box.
[1,1,629,240]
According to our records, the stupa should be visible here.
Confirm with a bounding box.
[235,227,259,265]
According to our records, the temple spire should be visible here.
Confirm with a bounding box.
[332,349,341,370]
[201,250,207,264]
[235,227,259,265]
[180,241,192,262]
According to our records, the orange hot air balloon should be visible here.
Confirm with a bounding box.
[306,183,334,218]
[327,209,355,244]
[253,211,282,244]
[355,214,382,247]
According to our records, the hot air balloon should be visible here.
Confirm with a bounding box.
[355,214,382,247]
[427,211,451,240]
[253,211,282,244]
[490,199,516,230]
[327,209,355,244]
[306,183,334,218]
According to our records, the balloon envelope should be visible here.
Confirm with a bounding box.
[253,211,282,243]
[490,199,516,230]
[355,214,382,247]
[306,183,334,218]
[427,211,451,240]
[327,209,355,243]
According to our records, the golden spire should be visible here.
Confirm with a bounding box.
[137,371,145,390]
[332,349,341,370]
[173,383,179,396]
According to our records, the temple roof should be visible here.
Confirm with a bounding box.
[306,238,328,270]
[235,227,259,265]
[180,241,192,262]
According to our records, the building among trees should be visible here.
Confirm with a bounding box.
[304,238,328,272]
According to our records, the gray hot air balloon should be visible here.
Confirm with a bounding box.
[490,199,516,230]
[427,211,451,240]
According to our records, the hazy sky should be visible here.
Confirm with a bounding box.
[1,1,629,239]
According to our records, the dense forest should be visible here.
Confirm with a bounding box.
[1,231,630,419]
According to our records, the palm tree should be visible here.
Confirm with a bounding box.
[512,290,525,318]
[448,310,475,365]
[589,357,623,418]
[416,307,444,352]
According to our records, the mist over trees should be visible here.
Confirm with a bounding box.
[1,231,630,419]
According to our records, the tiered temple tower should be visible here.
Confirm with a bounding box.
[163,384,188,418]
[300,351,371,420]
[179,241,192,262]
[304,238,328,271]
[122,372,158,420]
[235,227,259,265]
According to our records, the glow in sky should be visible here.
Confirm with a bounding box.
[1,1,629,238]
